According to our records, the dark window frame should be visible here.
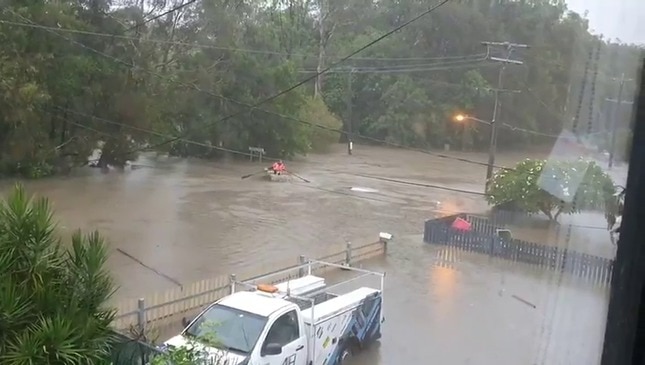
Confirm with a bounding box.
[601,54,645,365]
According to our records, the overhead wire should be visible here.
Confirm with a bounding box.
[54,106,494,199]
[11,3,613,162]
[4,5,616,233]
[326,63,498,74]
[300,56,489,71]
[125,0,201,32]
[503,71,613,139]
[17,24,612,224]
[8,9,513,171]
[147,0,455,145]
[14,8,560,170]
[0,19,489,62]
[55,107,614,232]
[299,55,489,72]
[297,60,497,74]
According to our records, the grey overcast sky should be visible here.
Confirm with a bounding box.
[566,0,645,45]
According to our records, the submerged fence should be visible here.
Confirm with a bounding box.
[424,214,614,286]
[112,238,387,333]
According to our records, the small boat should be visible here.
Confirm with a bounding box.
[264,168,289,182]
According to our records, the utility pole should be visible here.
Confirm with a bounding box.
[606,73,634,170]
[481,41,527,188]
[346,67,354,155]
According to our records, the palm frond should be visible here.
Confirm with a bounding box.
[0,184,118,365]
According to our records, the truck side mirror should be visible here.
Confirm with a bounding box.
[262,343,282,356]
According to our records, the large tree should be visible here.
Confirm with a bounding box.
[0,184,117,364]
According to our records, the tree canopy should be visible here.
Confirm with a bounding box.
[0,184,116,364]
[0,0,641,177]
[486,158,616,221]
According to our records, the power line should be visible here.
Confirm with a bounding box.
[56,107,492,199]
[57,111,619,230]
[182,0,455,139]
[7,8,609,154]
[57,109,617,228]
[10,3,494,172]
[502,72,610,139]
[302,57,489,72]
[297,59,496,74]
[301,56,487,71]
[126,0,201,32]
[56,102,508,171]
[349,173,488,196]
[0,19,487,62]
[51,105,616,229]
[11,10,513,171]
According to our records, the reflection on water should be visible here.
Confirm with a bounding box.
[351,239,608,365]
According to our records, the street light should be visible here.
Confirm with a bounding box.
[453,114,490,125]
[451,113,496,188]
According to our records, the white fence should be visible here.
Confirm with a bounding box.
[113,239,387,331]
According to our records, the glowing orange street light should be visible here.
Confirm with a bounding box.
[453,114,490,125]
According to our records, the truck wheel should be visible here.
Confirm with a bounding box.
[339,348,352,364]
[339,341,358,364]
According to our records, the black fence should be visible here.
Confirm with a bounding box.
[424,214,614,286]
[110,331,163,365]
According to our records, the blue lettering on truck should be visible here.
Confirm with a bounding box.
[328,292,382,365]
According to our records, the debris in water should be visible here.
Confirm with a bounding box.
[350,187,379,193]
[511,294,536,308]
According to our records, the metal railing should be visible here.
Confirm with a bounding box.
[112,237,388,332]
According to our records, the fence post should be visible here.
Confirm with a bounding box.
[298,255,306,277]
[136,298,146,333]
[345,242,353,266]
[229,274,237,294]
[380,237,388,254]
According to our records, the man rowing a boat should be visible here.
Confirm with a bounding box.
[269,160,286,175]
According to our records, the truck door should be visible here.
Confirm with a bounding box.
[259,310,307,365]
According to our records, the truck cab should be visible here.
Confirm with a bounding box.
[164,263,384,365]
[166,290,307,365]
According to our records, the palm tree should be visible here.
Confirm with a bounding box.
[0,184,117,365]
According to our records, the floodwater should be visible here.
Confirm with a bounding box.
[348,240,609,365]
[0,144,621,364]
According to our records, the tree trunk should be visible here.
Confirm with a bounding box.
[536,201,550,219]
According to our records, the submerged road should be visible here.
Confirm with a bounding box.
[350,239,608,365]
[0,145,621,364]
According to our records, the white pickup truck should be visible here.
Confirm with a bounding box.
[162,260,384,365]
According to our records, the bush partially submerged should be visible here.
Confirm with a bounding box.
[487,159,616,221]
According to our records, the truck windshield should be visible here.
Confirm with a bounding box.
[184,304,267,354]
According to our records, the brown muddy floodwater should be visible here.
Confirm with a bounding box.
[0,145,619,364]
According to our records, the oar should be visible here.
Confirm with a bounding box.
[241,169,267,179]
[288,171,310,183]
